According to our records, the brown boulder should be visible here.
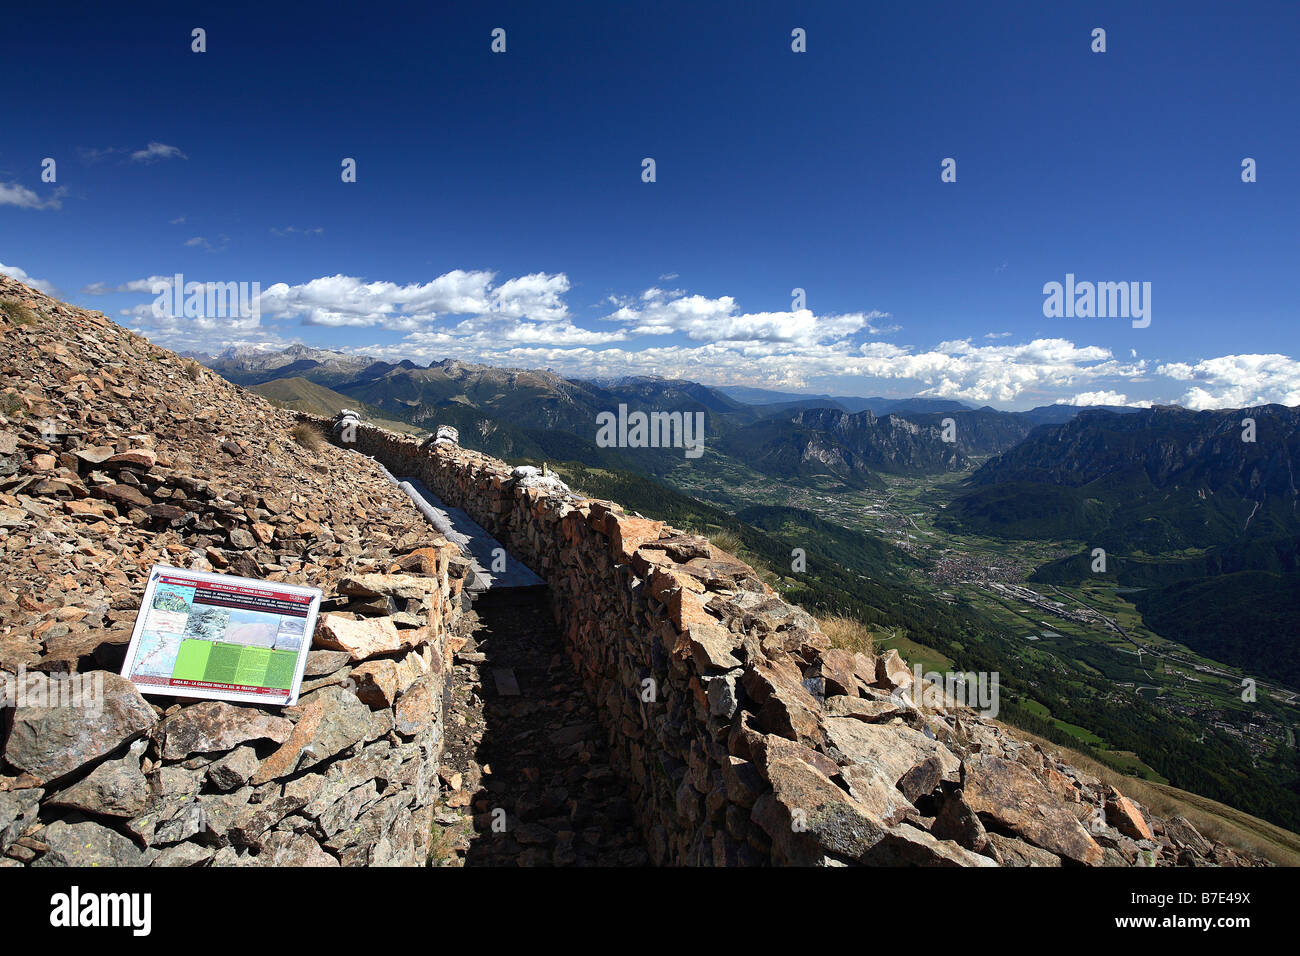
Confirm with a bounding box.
[337,573,435,601]
[839,764,916,825]
[1106,794,1155,841]
[104,449,157,470]
[931,791,989,852]
[819,648,871,698]
[606,513,664,564]
[1164,815,1213,857]
[314,613,404,660]
[861,825,998,867]
[388,547,444,576]
[824,695,910,723]
[667,587,715,633]
[751,750,886,865]
[742,658,826,748]
[639,533,712,561]
[985,832,1063,867]
[874,648,914,692]
[394,673,439,736]
[158,701,293,760]
[251,686,380,784]
[961,754,1103,865]
[822,717,960,788]
[680,620,742,671]
[350,659,402,708]
[647,564,708,602]
[46,749,149,818]
[94,482,152,509]
[2,671,156,784]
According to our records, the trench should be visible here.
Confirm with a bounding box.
[379,467,650,866]
[433,588,649,866]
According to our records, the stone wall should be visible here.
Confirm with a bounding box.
[305,415,1246,867]
[0,276,468,868]
[4,520,464,868]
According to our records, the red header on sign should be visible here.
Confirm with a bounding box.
[157,574,313,605]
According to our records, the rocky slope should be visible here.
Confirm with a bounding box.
[0,276,466,866]
[971,404,1300,493]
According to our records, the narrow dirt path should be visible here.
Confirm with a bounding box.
[429,587,648,866]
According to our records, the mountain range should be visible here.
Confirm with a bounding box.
[946,404,1300,551]
[216,347,1294,554]
[210,345,1141,474]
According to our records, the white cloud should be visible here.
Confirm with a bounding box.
[131,142,187,163]
[490,272,570,321]
[0,182,64,211]
[1056,390,1151,408]
[121,298,276,356]
[80,143,187,166]
[355,333,1146,407]
[1158,354,1300,410]
[402,315,624,349]
[843,337,1139,405]
[116,268,577,353]
[0,261,57,294]
[113,272,1138,403]
[256,270,571,329]
[77,146,119,164]
[91,264,1300,411]
[602,287,896,343]
[120,301,261,333]
[82,276,172,295]
[183,236,229,252]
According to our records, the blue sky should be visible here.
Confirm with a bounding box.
[2,0,1297,409]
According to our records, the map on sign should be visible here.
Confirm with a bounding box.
[120,565,321,707]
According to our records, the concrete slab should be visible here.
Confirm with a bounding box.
[492,668,521,696]
[395,476,545,591]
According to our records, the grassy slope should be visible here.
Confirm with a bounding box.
[250,376,423,434]
[1130,571,1300,688]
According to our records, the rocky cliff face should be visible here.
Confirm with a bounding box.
[0,276,465,866]
[318,414,1265,867]
[719,407,970,488]
[788,408,970,472]
[972,405,1300,494]
[948,404,1300,550]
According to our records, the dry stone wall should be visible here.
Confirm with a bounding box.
[0,276,466,868]
[306,415,1255,867]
